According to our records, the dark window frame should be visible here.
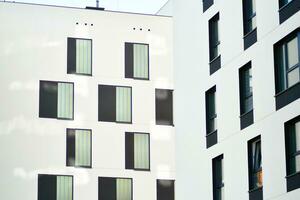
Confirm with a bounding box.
[98,84,133,124]
[278,0,300,24]
[38,174,74,200]
[212,154,224,200]
[67,37,93,76]
[66,128,92,168]
[157,179,175,200]
[125,132,151,171]
[209,13,220,62]
[39,80,74,120]
[98,176,133,200]
[124,42,150,80]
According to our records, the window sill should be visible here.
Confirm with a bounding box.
[240,109,254,130]
[243,28,257,50]
[248,186,263,193]
[275,82,300,110]
[286,171,300,192]
[67,72,92,76]
[278,0,300,24]
[249,186,263,200]
[206,130,218,148]
[209,55,221,75]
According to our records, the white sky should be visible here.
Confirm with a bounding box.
[10,0,168,14]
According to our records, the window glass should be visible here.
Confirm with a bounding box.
[134,133,149,169]
[116,87,132,123]
[116,178,132,200]
[57,83,73,119]
[287,37,299,68]
[287,68,300,87]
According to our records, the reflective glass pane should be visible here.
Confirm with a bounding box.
[295,121,300,151]
[287,37,299,69]
[287,68,299,87]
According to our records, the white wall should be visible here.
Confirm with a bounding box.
[173,0,300,199]
[0,2,174,200]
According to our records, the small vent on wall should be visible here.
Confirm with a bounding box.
[132,27,151,32]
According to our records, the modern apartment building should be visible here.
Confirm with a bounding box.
[171,0,300,200]
[1,0,300,200]
[0,2,174,200]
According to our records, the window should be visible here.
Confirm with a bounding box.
[205,86,217,148]
[125,132,150,170]
[285,115,300,192]
[278,0,300,24]
[125,42,149,80]
[239,62,254,129]
[209,13,221,74]
[157,179,175,200]
[98,85,132,123]
[39,81,74,120]
[212,155,224,200]
[248,136,263,200]
[273,29,300,110]
[66,129,92,168]
[38,174,73,200]
[98,177,132,200]
[155,89,173,126]
[67,38,92,75]
[242,0,257,49]
[203,0,214,12]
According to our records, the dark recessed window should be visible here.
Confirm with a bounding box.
[239,62,254,129]
[205,86,217,148]
[273,29,300,110]
[248,136,263,200]
[67,129,92,168]
[98,177,132,200]
[278,0,300,24]
[209,13,221,74]
[285,115,300,192]
[242,0,257,49]
[67,38,92,76]
[155,89,173,126]
[125,42,149,80]
[98,85,132,123]
[125,132,150,171]
[39,81,74,120]
[157,179,175,200]
[38,174,73,200]
[203,0,214,13]
[212,154,224,200]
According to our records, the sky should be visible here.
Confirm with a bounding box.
[9,0,168,14]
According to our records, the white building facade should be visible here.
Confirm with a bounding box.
[0,2,175,200]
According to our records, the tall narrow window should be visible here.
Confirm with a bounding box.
[209,13,221,74]
[98,85,132,123]
[239,62,254,129]
[155,89,173,126]
[39,81,74,120]
[248,136,263,200]
[206,86,217,148]
[125,132,150,170]
[98,177,132,200]
[212,155,224,200]
[278,0,300,24]
[38,174,73,200]
[273,29,300,110]
[157,179,175,200]
[242,0,257,49]
[67,129,92,168]
[125,42,149,80]
[285,115,300,192]
[67,38,92,75]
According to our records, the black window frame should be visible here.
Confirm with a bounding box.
[284,115,300,192]
[209,13,221,75]
[212,154,224,200]
[273,28,300,110]
[66,128,92,168]
[125,42,150,80]
[155,89,174,126]
[247,136,263,200]
[98,176,133,200]
[206,86,217,148]
[98,84,133,124]
[203,0,214,13]
[38,174,74,200]
[67,37,93,76]
[125,132,151,171]
[39,80,74,120]
[239,62,254,130]
[242,0,257,50]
